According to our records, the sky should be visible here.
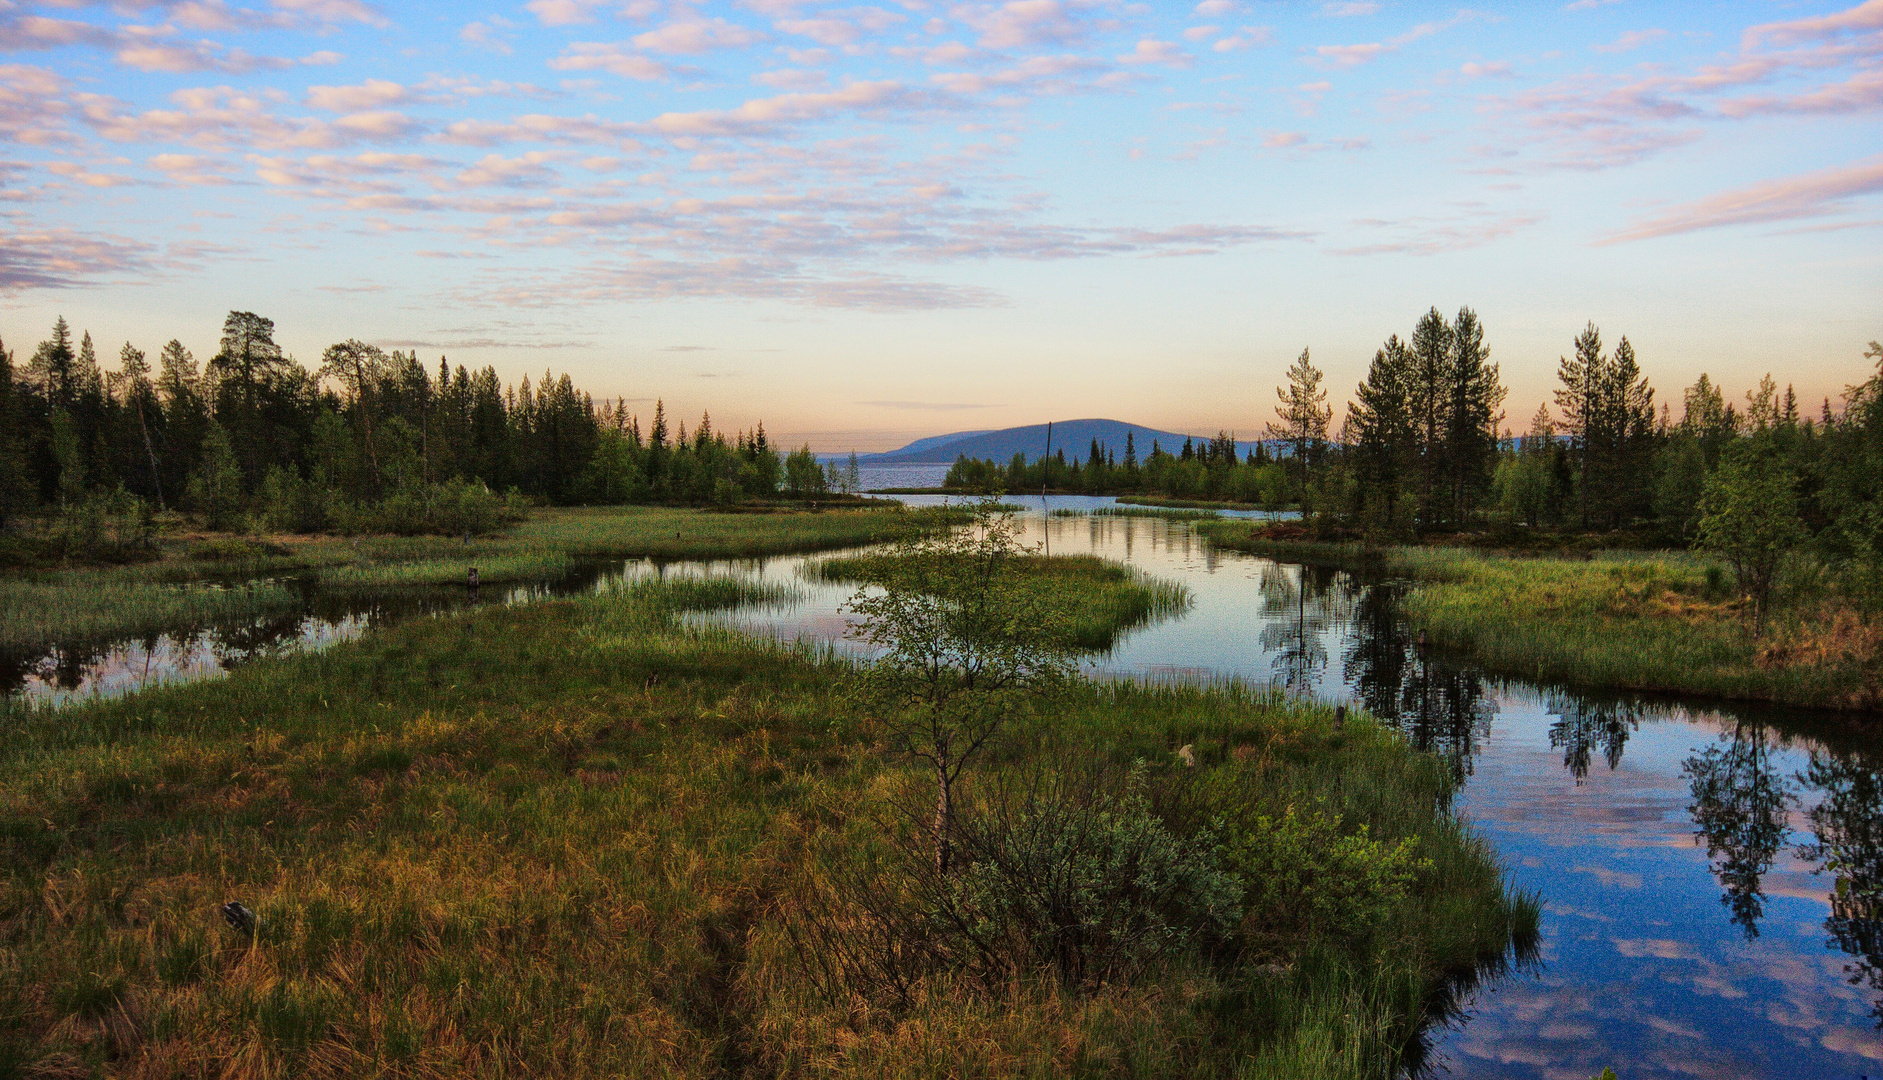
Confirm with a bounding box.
[2,0,1880,451]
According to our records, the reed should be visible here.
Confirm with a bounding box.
[0,580,1530,1079]
[1090,505,1222,521]
[0,578,302,648]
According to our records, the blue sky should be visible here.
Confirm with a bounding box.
[3,0,1880,449]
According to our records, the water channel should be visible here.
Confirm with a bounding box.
[7,500,1882,1078]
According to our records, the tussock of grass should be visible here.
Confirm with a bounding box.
[1092,505,1222,521]
[812,551,1193,650]
[1197,523,1878,710]
[0,578,1531,1079]
[1118,495,1266,512]
[0,579,303,649]
[317,551,573,587]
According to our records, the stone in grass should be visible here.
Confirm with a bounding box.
[221,901,258,936]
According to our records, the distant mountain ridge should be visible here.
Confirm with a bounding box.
[853,419,1267,465]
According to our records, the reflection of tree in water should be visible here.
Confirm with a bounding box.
[1798,748,1883,1024]
[1256,563,1341,695]
[1682,723,1793,939]
[1546,695,1642,781]
[1341,584,1493,781]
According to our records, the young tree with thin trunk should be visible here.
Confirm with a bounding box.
[843,497,1075,872]
[1696,448,1804,635]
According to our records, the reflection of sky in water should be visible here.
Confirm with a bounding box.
[13,503,1883,1077]
[699,509,1883,1080]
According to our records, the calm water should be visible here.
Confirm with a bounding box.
[8,503,1882,1078]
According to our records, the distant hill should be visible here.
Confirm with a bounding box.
[856,419,1268,465]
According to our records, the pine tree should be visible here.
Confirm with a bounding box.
[1441,306,1504,526]
[1407,307,1453,526]
[1347,335,1414,537]
[27,316,76,410]
[1267,347,1331,483]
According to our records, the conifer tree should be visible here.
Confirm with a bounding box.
[1441,306,1504,526]
[1268,347,1331,485]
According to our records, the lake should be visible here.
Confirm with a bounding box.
[7,503,1879,1078]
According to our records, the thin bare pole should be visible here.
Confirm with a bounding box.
[1042,420,1051,502]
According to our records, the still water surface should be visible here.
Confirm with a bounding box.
[8,502,1881,1078]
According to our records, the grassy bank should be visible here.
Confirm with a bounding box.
[813,551,1193,650]
[0,579,1534,1079]
[1197,522,1881,710]
[2,505,963,649]
[0,579,304,650]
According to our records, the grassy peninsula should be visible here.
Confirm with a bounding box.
[1196,522,1881,711]
[0,571,1534,1079]
[1,505,963,653]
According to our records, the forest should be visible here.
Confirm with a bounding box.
[5,305,1880,602]
[0,311,853,556]
[947,309,1883,587]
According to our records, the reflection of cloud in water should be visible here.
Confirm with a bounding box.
[1577,866,1647,890]
[1611,937,1695,959]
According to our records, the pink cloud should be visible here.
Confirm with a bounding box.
[305,79,409,112]
[116,38,295,75]
[550,43,672,80]
[440,114,640,147]
[1118,39,1189,68]
[639,81,936,137]
[0,64,70,146]
[168,1,295,33]
[0,15,117,49]
[958,1,1099,50]
[1213,26,1272,51]
[0,227,157,291]
[1592,28,1666,54]
[1743,0,1883,47]
[1719,68,1883,116]
[774,7,904,47]
[270,0,388,28]
[632,18,766,54]
[1600,156,1883,243]
[524,0,599,26]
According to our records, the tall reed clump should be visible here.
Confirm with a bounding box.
[0,578,1531,1080]
[0,578,302,649]
[1090,505,1223,521]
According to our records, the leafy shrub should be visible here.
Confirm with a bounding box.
[332,478,527,536]
[946,766,1242,988]
[798,765,1241,1001]
[1226,804,1428,950]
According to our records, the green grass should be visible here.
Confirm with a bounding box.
[0,578,1533,1079]
[1093,505,1222,521]
[1049,506,1223,521]
[1118,495,1270,512]
[1,506,967,651]
[1196,521,1880,710]
[0,578,304,649]
[811,551,1194,650]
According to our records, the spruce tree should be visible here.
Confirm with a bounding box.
[1442,306,1504,526]
[1407,308,1453,526]
[1347,335,1414,537]
[1267,347,1331,487]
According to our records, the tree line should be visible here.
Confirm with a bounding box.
[0,311,851,547]
[944,306,1882,604]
